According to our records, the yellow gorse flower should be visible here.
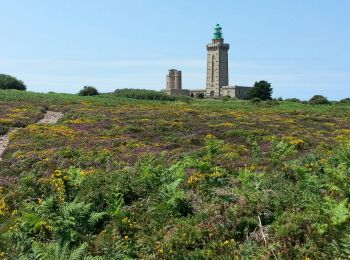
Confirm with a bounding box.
[51,170,67,202]
[0,198,7,216]
[205,134,216,139]
[80,169,96,176]
[188,172,205,185]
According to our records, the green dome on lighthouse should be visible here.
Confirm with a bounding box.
[213,24,223,39]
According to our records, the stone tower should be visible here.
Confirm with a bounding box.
[205,24,229,98]
[166,69,182,91]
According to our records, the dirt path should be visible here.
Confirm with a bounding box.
[37,111,64,124]
[0,111,63,160]
[0,130,15,160]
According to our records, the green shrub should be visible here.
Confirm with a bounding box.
[264,100,280,107]
[250,97,262,104]
[285,98,301,102]
[196,93,205,99]
[0,74,26,90]
[114,88,191,102]
[221,96,231,102]
[340,98,350,104]
[79,86,99,96]
[0,124,9,135]
[309,95,330,105]
[124,125,144,133]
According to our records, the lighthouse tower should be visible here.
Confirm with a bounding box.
[205,24,230,98]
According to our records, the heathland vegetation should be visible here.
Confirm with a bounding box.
[0,89,350,259]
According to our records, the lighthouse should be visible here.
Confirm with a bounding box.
[205,24,230,98]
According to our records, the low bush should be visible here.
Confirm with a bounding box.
[221,96,231,102]
[250,97,262,104]
[0,124,9,135]
[309,95,330,105]
[114,88,191,102]
[340,98,350,104]
[285,98,301,102]
[0,74,26,90]
[196,93,205,99]
[264,100,280,107]
[79,86,99,96]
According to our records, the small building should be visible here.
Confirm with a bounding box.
[221,86,251,99]
[189,89,205,98]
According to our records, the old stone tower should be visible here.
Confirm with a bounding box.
[165,69,189,96]
[205,24,229,98]
[166,69,182,91]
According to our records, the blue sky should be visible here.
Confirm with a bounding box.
[0,0,349,99]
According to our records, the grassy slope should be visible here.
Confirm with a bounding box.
[0,89,350,259]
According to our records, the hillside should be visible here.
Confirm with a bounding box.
[0,89,350,259]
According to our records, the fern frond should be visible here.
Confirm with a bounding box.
[112,194,124,219]
[88,212,108,227]
[331,199,349,226]
[83,257,105,260]
[61,201,91,218]
[69,242,88,260]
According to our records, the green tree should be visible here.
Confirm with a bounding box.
[340,98,350,104]
[0,74,26,90]
[309,95,330,105]
[78,86,99,96]
[247,80,272,100]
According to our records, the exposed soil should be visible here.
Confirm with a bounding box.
[0,111,63,160]
[0,131,13,160]
[37,111,63,124]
